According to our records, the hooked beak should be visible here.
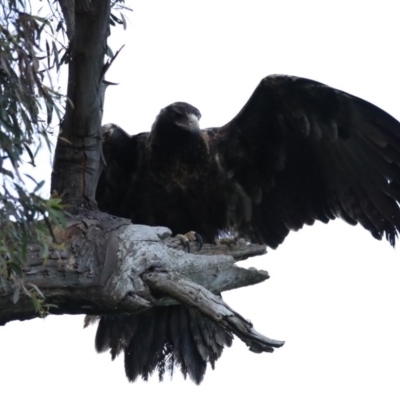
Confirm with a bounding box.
[175,113,200,133]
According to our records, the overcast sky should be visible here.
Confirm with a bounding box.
[2,1,400,399]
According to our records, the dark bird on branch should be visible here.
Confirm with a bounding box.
[96,74,400,383]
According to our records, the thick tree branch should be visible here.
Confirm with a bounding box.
[0,213,280,353]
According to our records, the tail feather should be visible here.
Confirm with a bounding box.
[171,306,207,384]
[95,305,232,384]
[95,315,139,359]
[195,311,232,364]
[169,306,190,380]
[124,309,168,382]
[188,309,214,362]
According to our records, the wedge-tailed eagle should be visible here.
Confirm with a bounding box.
[95,75,400,384]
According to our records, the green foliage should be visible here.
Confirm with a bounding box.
[0,0,130,316]
[0,1,65,312]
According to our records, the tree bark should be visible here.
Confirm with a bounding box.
[0,212,284,353]
[51,1,110,208]
[57,0,75,40]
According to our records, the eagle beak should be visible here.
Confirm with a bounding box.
[175,113,200,133]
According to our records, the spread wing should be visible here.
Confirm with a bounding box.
[215,75,400,249]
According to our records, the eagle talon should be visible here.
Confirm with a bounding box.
[176,231,203,252]
[194,232,203,251]
[185,240,191,253]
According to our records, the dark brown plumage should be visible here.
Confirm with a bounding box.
[96,75,400,383]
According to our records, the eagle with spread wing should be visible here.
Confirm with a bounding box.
[95,75,400,383]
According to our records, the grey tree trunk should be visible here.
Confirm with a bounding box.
[51,0,110,208]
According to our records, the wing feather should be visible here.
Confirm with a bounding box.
[215,75,400,248]
[96,124,148,216]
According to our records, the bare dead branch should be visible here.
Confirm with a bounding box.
[143,269,284,353]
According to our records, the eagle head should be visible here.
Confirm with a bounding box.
[152,102,202,135]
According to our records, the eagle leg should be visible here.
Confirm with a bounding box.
[176,231,203,252]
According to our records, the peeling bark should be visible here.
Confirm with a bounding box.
[0,213,280,353]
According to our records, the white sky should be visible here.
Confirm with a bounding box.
[1,1,400,399]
